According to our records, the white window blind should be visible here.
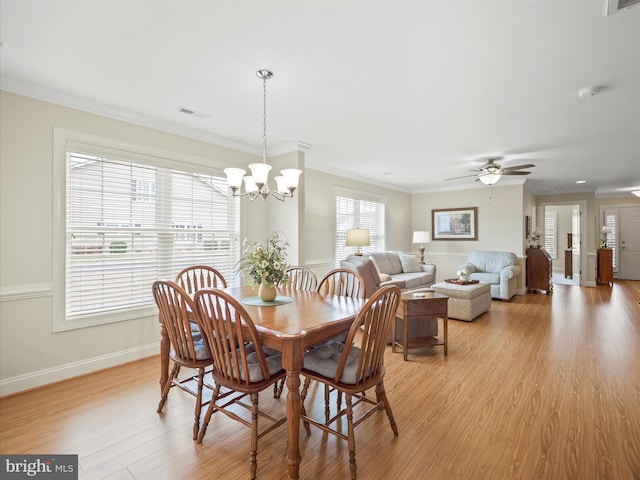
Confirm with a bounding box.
[604,211,617,269]
[64,150,240,325]
[544,212,557,258]
[335,189,386,265]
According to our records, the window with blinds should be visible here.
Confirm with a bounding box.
[335,188,386,265]
[57,144,240,330]
[604,211,618,269]
[544,212,557,258]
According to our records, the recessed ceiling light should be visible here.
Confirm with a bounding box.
[576,180,586,184]
[631,190,640,197]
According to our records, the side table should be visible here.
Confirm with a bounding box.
[393,291,449,360]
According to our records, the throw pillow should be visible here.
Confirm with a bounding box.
[399,253,421,273]
[379,273,392,282]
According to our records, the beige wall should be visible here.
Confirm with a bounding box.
[303,169,412,278]
[0,91,269,394]
[2,90,635,394]
[411,185,527,288]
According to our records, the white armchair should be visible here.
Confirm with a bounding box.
[459,251,521,300]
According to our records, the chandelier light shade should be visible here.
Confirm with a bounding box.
[412,230,431,264]
[346,228,370,256]
[224,69,302,201]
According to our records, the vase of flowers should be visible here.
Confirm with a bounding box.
[527,230,542,248]
[456,268,470,283]
[237,232,290,301]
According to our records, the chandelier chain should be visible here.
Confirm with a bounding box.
[262,74,268,163]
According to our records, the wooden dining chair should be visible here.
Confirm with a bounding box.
[152,280,213,440]
[300,284,401,480]
[285,265,318,291]
[193,288,287,480]
[175,265,227,295]
[317,268,365,299]
[315,268,367,419]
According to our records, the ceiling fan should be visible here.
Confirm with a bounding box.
[446,157,535,185]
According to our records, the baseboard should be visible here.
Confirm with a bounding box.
[0,342,159,397]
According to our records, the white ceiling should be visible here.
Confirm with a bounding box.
[1,1,639,197]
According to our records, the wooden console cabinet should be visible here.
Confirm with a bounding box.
[597,248,613,286]
[527,247,553,294]
[564,249,572,278]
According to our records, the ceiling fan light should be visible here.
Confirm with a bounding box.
[479,172,502,185]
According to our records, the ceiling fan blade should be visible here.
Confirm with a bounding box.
[445,174,479,181]
[502,171,531,176]
[501,163,535,171]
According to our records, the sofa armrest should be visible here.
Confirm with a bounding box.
[420,263,436,275]
[500,265,521,279]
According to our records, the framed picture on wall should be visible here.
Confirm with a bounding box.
[432,207,478,241]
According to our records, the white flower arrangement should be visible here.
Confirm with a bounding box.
[456,268,470,278]
[237,232,290,285]
[528,230,542,247]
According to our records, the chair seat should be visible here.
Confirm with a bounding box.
[303,341,361,384]
[240,344,284,382]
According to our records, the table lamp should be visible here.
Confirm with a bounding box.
[412,231,431,264]
[346,228,370,256]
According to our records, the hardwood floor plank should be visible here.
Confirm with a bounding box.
[1,281,639,479]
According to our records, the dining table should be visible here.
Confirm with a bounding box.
[158,283,363,479]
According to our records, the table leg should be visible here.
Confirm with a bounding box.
[159,321,169,393]
[443,314,448,356]
[403,315,409,361]
[283,338,304,479]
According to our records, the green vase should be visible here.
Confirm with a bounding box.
[259,282,277,302]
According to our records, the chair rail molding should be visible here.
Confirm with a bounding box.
[0,283,52,302]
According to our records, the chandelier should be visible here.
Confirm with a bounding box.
[224,69,302,201]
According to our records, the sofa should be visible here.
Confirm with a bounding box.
[458,251,521,300]
[341,252,437,298]
[341,252,438,340]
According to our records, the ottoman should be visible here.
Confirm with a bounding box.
[431,281,491,321]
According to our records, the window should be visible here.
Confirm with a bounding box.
[544,211,557,258]
[603,210,618,269]
[54,132,240,331]
[335,188,386,264]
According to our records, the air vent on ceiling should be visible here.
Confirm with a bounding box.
[176,106,210,119]
[605,0,640,15]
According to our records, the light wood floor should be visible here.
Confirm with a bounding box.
[1,281,639,479]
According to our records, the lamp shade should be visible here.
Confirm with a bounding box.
[346,229,370,247]
[601,225,612,234]
[412,231,431,244]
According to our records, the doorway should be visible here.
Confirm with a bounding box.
[601,205,640,280]
[543,203,582,286]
